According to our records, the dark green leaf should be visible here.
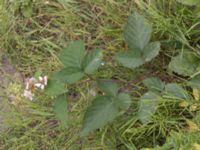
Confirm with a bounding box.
[45,79,66,96]
[52,67,84,84]
[115,93,131,111]
[142,42,160,62]
[188,75,200,89]
[97,80,119,97]
[138,92,160,123]
[59,41,85,68]
[82,49,103,74]
[164,83,189,100]
[115,51,143,69]
[82,94,131,136]
[169,51,200,77]
[124,11,152,50]
[54,95,68,128]
[143,77,165,92]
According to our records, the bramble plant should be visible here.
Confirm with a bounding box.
[42,11,198,137]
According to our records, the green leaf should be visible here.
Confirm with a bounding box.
[81,94,131,136]
[52,67,84,84]
[59,41,85,68]
[97,80,119,97]
[82,49,103,74]
[138,92,159,123]
[54,95,68,128]
[143,77,165,92]
[188,75,200,89]
[115,51,143,69]
[177,0,200,6]
[169,51,200,77]
[142,42,160,62]
[45,79,67,96]
[115,93,131,111]
[115,42,160,69]
[164,83,189,100]
[124,11,152,50]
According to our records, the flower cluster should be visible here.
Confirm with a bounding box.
[23,76,48,101]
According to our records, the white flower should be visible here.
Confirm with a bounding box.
[101,62,105,66]
[25,77,36,90]
[23,90,34,101]
[44,1,49,4]
[44,76,48,85]
[34,76,48,90]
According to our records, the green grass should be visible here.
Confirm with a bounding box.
[1,0,200,149]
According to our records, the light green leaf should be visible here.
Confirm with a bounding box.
[59,40,85,68]
[82,94,131,136]
[164,83,189,100]
[45,79,67,96]
[169,51,200,77]
[124,11,152,50]
[143,77,165,92]
[177,0,200,6]
[83,49,103,74]
[52,67,84,84]
[97,80,119,97]
[142,42,160,62]
[54,95,68,128]
[115,51,143,69]
[188,75,200,89]
[138,92,160,123]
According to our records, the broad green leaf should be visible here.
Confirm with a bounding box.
[138,92,159,123]
[188,75,200,89]
[164,83,189,100]
[115,51,143,69]
[115,42,160,69]
[97,80,119,97]
[52,67,84,84]
[54,95,68,128]
[59,41,85,68]
[142,42,160,62]
[143,77,165,92]
[115,93,131,111]
[82,95,131,136]
[177,0,200,6]
[45,79,66,96]
[124,11,152,50]
[82,49,103,74]
[169,51,200,77]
